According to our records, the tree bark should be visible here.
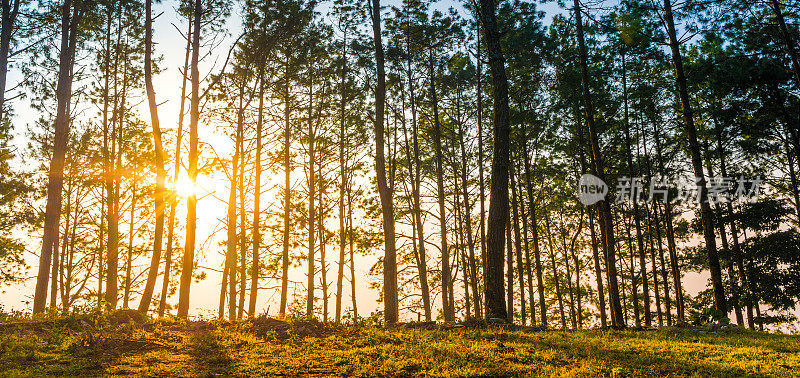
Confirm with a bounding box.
[177,0,202,318]
[663,0,726,312]
[477,0,510,322]
[159,18,192,318]
[250,70,265,318]
[279,63,291,317]
[510,158,525,324]
[139,0,167,314]
[368,0,398,324]
[33,0,84,314]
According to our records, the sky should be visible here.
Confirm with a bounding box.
[0,0,742,324]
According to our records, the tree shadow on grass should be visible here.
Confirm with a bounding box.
[493,330,798,377]
[189,332,235,376]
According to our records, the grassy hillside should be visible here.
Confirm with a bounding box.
[1,314,798,377]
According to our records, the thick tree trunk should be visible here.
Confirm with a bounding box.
[477,0,510,322]
[368,0,398,324]
[33,0,83,314]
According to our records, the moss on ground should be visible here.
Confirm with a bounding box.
[0,317,798,377]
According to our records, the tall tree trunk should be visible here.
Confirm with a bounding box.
[518,179,536,326]
[159,18,192,318]
[401,75,431,321]
[33,0,84,314]
[621,52,650,326]
[703,140,744,325]
[510,158,525,324]
[576,116,607,327]
[279,64,291,317]
[107,35,128,311]
[177,0,202,318]
[475,18,487,309]
[224,85,242,320]
[573,0,624,327]
[335,30,348,323]
[238,118,247,319]
[428,57,453,322]
[477,0,510,322]
[250,70,265,318]
[505,201,514,323]
[98,192,105,307]
[640,124,672,326]
[368,0,398,324]
[319,174,328,322]
[520,130,544,327]
[139,0,167,314]
[663,0,726,312]
[457,95,479,322]
[306,73,316,318]
[347,183,357,319]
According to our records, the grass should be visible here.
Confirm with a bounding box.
[0,315,798,377]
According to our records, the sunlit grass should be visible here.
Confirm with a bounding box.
[1,316,798,376]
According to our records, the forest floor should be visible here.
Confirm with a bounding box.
[0,313,798,377]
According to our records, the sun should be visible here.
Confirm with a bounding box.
[172,171,198,198]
